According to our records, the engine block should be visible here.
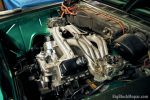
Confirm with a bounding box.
[36,24,124,87]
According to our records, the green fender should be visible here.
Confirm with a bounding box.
[0,87,4,100]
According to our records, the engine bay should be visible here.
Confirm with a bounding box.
[1,1,150,100]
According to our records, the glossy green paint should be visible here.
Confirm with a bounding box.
[0,5,60,99]
[0,42,18,100]
[0,87,4,100]
[0,7,59,56]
